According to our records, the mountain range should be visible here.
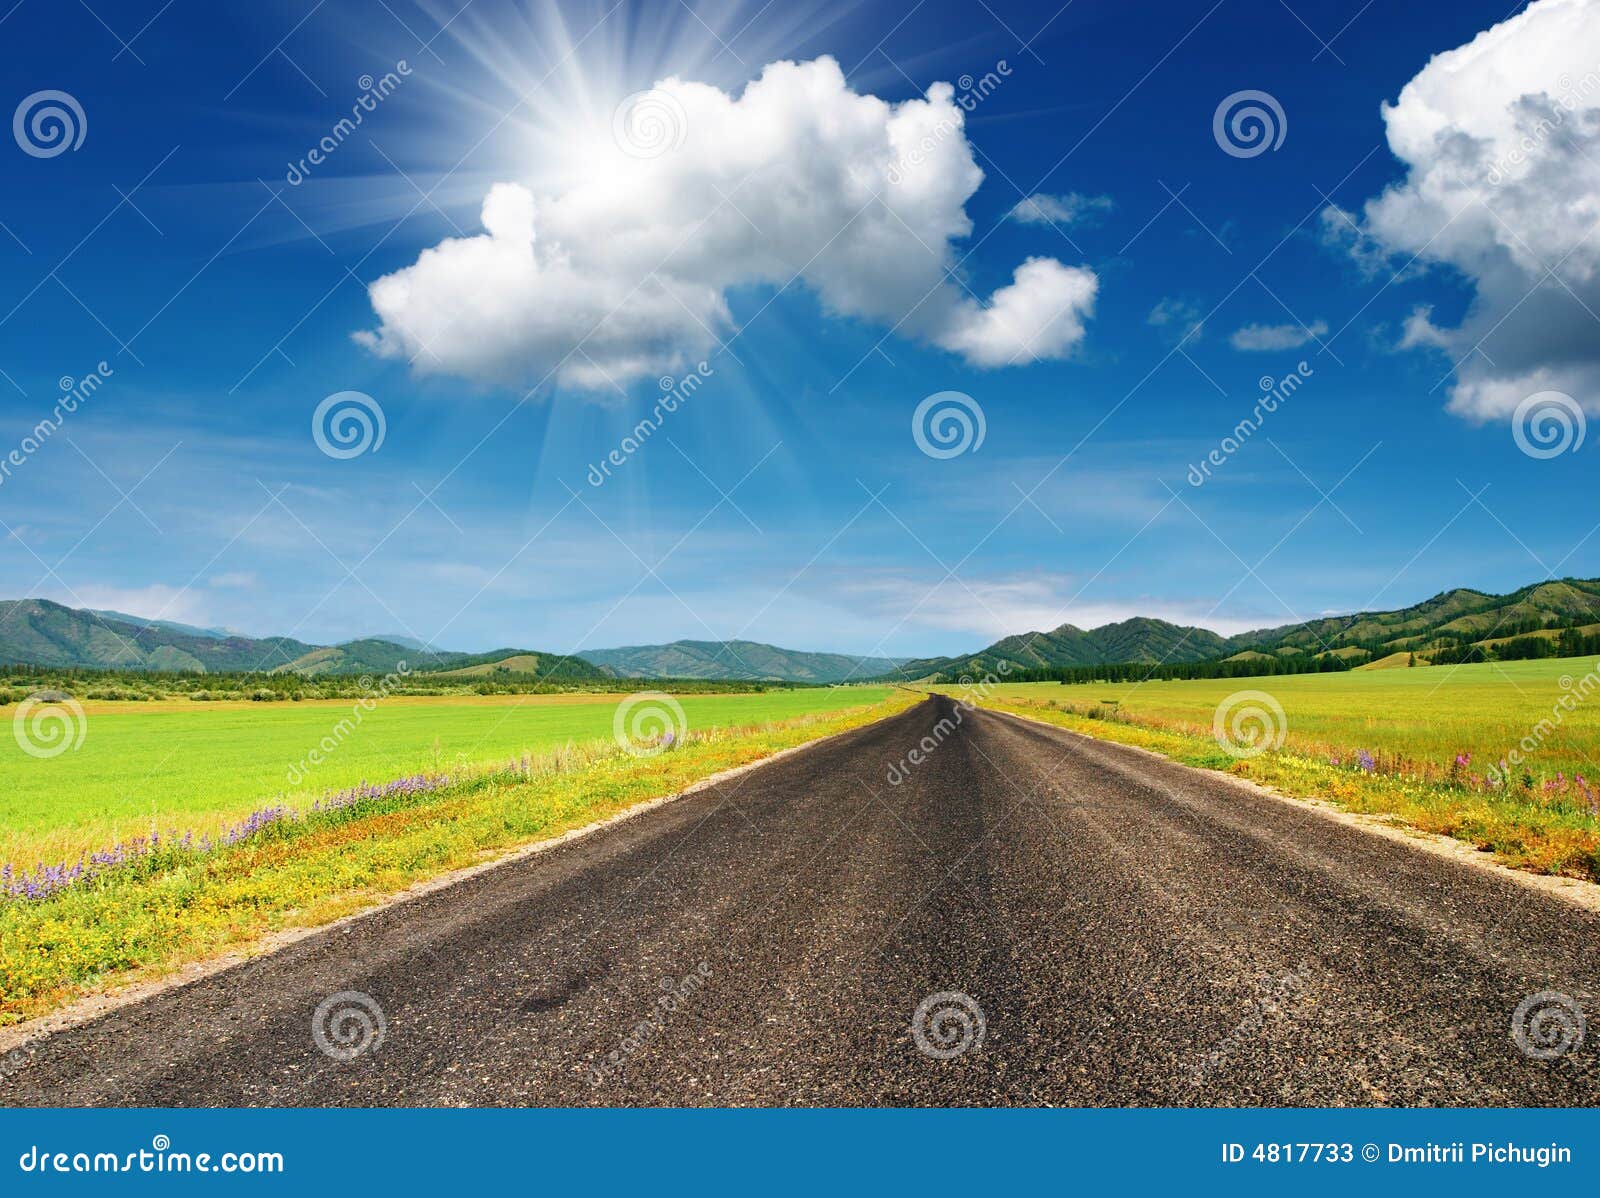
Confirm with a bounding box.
[888,578,1600,680]
[0,600,886,683]
[888,616,1230,679]
[578,640,903,683]
[4,577,1599,684]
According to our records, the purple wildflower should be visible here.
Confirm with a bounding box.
[3,770,456,903]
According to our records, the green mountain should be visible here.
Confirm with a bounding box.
[577,639,904,683]
[1224,578,1600,663]
[889,579,1600,681]
[890,617,1227,680]
[0,601,603,680]
[275,639,455,677]
[424,648,607,681]
[0,600,316,672]
[0,601,874,683]
[87,609,237,640]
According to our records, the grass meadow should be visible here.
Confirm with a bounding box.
[958,657,1600,881]
[2,687,895,868]
[984,660,1600,779]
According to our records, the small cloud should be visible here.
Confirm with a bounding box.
[66,585,211,626]
[1398,304,1452,351]
[1318,203,1415,281]
[208,571,258,590]
[1006,192,1113,227]
[1229,319,1328,351]
[1148,297,1204,344]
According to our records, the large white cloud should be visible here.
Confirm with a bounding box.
[355,57,1097,391]
[1333,0,1600,421]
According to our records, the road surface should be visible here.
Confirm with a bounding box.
[4,695,1597,1106]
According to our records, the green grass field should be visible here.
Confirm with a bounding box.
[954,657,1600,881]
[977,658,1600,779]
[2,687,895,866]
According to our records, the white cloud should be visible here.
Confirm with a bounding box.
[62,584,213,626]
[207,571,258,590]
[1398,304,1453,350]
[1148,297,1204,343]
[357,57,1098,391]
[1229,319,1328,351]
[937,257,1099,366]
[835,570,1262,642]
[1006,192,1113,226]
[844,572,1081,640]
[1331,0,1600,421]
[1317,204,1400,279]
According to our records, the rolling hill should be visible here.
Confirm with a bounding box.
[425,649,607,681]
[1225,579,1600,661]
[0,601,598,680]
[575,639,904,683]
[884,579,1600,681]
[0,600,317,673]
[87,609,238,640]
[889,617,1228,680]
[275,638,458,677]
[0,602,845,683]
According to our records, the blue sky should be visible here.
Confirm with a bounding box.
[0,0,1595,658]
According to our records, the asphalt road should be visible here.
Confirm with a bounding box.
[5,695,1597,1106]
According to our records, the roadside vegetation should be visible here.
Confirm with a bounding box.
[961,658,1600,882]
[0,664,796,703]
[2,687,897,869]
[0,690,918,1025]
